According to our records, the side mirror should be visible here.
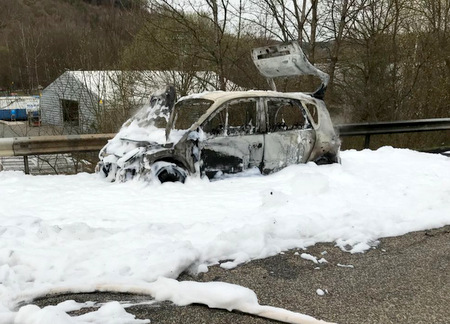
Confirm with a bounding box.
[187,128,205,142]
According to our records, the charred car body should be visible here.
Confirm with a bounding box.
[97,42,340,183]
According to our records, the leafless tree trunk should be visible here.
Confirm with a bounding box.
[250,0,311,43]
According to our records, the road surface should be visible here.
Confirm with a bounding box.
[34,226,450,324]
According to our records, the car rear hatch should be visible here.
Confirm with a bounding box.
[251,41,329,98]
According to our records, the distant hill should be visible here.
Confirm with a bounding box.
[0,0,146,93]
[81,0,144,9]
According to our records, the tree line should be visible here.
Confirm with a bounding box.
[1,0,449,129]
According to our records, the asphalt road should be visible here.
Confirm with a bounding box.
[34,226,450,324]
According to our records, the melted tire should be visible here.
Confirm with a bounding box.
[155,164,187,183]
[314,153,340,165]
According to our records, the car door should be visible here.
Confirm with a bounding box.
[199,98,265,178]
[262,98,315,173]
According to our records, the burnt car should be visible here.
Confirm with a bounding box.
[96,42,340,183]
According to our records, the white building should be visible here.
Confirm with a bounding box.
[40,70,238,133]
[0,96,39,111]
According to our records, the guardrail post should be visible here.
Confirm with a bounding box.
[23,155,30,174]
[364,134,371,149]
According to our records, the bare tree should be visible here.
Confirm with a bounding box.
[247,0,313,43]
[123,0,256,91]
[140,1,233,90]
[407,0,450,117]
[321,0,368,97]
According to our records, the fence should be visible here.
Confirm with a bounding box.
[0,133,115,174]
[0,118,449,174]
[336,118,450,152]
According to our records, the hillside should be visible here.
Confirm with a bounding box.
[0,0,146,93]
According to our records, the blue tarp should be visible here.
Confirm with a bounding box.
[0,108,28,121]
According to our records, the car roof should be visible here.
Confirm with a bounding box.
[171,90,323,137]
[178,90,320,105]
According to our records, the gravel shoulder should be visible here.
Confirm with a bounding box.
[34,226,450,324]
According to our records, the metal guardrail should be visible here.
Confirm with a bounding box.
[0,133,115,174]
[336,118,450,150]
[0,118,449,174]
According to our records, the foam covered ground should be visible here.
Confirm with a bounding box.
[0,147,449,323]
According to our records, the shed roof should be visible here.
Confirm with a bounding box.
[60,70,239,101]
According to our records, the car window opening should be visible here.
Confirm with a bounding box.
[267,99,307,132]
[173,99,213,130]
[304,103,319,125]
[203,99,258,136]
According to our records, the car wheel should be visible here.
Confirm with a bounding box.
[314,153,340,165]
[153,162,187,183]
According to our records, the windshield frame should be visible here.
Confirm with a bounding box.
[165,98,214,140]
